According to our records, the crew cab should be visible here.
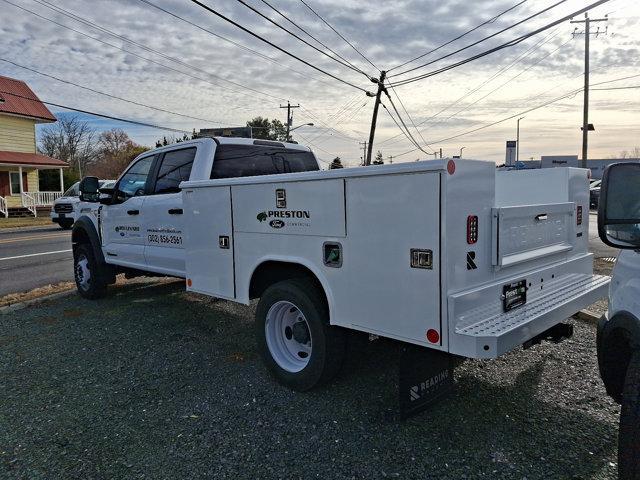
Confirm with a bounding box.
[51,179,115,229]
[596,162,640,479]
[72,137,609,416]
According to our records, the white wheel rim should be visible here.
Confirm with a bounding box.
[265,300,312,373]
[75,254,91,290]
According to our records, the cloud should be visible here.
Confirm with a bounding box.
[0,0,638,163]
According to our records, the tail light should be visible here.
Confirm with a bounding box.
[467,215,478,244]
[577,205,583,226]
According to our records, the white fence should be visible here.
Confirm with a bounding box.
[28,191,63,206]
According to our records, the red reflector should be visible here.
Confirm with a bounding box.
[447,159,456,175]
[467,215,478,244]
[187,278,193,287]
[426,329,440,344]
[577,205,583,226]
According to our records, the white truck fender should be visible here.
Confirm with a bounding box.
[243,254,336,320]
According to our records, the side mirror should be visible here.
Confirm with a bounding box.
[598,162,640,249]
[79,176,99,202]
[98,187,115,205]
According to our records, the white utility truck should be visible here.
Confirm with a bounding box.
[596,162,640,479]
[73,137,609,416]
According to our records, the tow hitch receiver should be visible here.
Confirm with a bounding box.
[523,322,574,350]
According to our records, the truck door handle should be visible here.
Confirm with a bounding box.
[168,208,183,215]
[127,209,139,215]
[535,213,548,221]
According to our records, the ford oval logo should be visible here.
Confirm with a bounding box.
[269,219,285,229]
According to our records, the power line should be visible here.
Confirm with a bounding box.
[382,94,431,154]
[432,35,573,130]
[391,72,640,158]
[385,81,434,153]
[135,0,338,90]
[33,0,283,102]
[0,58,228,125]
[188,0,370,93]
[592,85,640,90]
[236,0,370,78]
[298,0,379,72]
[389,0,568,79]
[0,90,190,134]
[380,27,563,148]
[390,0,611,87]
[259,0,369,78]
[388,0,528,73]
[1,0,284,107]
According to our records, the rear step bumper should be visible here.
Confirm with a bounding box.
[449,273,610,359]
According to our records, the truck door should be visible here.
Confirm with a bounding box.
[142,147,196,276]
[101,155,155,269]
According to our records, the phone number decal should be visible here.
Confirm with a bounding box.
[148,234,183,245]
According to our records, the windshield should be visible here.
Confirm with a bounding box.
[63,182,80,197]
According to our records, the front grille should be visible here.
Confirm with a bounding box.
[54,203,73,213]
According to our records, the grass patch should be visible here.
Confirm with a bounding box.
[0,216,54,229]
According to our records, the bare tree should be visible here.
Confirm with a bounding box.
[89,129,149,179]
[39,116,97,176]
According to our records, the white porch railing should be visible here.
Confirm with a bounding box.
[28,191,63,206]
[21,193,37,217]
[0,196,6,218]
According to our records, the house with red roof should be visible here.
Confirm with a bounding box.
[0,75,67,217]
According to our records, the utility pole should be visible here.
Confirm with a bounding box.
[516,116,525,163]
[359,141,368,166]
[365,71,386,166]
[387,155,393,164]
[439,148,443,159]
[571,13,608,169]
[280,101,300,141]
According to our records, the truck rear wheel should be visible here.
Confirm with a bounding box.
[619,351,640,480]
[73,244,107,299]
[255,278,346,391]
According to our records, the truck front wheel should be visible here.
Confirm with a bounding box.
[619,351,640,479]
[73,244,107,299]
[255,278,346,391]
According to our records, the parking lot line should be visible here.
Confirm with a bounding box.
[0,249,72,261]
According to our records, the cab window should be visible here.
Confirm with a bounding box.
[211,145,318,179]
[117,156,154,199]
[153,148,196,194]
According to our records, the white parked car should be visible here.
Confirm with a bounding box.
[51,180,115,229]
[596,162,640,478]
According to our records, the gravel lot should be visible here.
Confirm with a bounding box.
[0,261,619,479]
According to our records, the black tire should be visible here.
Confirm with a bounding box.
[73,243,108,299]
[255,278,346,391]
[619,351,640,480]
[59,221,73,230]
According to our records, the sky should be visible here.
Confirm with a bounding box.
[1,0,638,167]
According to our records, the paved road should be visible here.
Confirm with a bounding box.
[589,211,618,258]
[0,226,73,296]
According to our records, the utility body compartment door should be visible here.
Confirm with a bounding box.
[492,202,575,268]
[183,186,235,299]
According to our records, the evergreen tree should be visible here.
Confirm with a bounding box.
[329,157,344,169]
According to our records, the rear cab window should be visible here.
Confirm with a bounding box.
[153,147,196,194]
[211,144,318,179]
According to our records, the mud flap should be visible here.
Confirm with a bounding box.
[399,344,455,419]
